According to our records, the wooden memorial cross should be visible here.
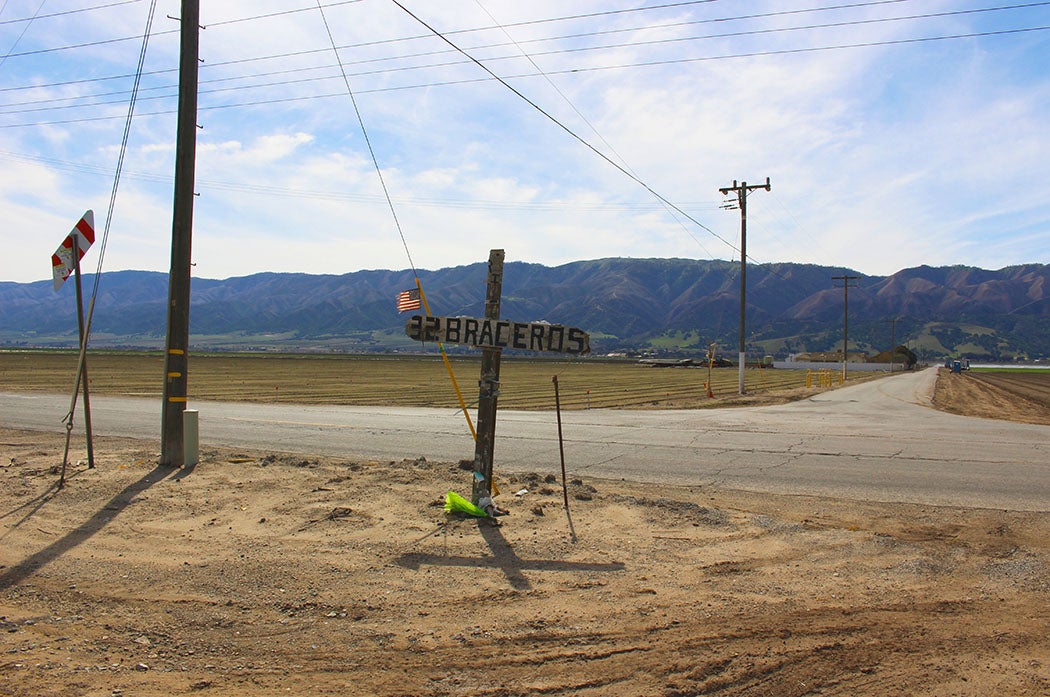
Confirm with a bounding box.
[404,249,590,512]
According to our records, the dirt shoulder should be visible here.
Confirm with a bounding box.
[3,420,1050,696]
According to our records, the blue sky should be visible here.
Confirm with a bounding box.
[2,0,1048,284]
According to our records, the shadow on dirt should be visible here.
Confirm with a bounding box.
[394,518,624,591]
[0,465,177,591]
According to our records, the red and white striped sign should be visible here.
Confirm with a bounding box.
[52,210,95,291]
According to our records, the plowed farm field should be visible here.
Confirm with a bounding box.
[0,350,854,410]
[934,368,1050,425]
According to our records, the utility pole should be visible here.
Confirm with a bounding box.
[161,0,200,467]
[832,274,860,381]
[885,317,898,371]
[719,177,770,395]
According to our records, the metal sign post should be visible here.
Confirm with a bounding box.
[52,211,97,485]
[70,239,95,472]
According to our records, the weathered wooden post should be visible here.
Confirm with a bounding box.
[472,249,504,510]
[402,250,590,517]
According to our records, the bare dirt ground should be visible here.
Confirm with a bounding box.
[3,370,1050,696]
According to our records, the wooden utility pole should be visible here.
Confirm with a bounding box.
[832,275,860,381]
[718,177,770,395]
[161,0,200,467]
[471,249,505,510]
[886,317,898,371]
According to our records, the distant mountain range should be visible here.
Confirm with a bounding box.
[2,259,1048,360]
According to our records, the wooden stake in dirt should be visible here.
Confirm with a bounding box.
[552,375,570,512]
[552,375,577,542]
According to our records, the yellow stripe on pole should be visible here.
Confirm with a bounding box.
[167,372,182,378]
[168,348,185,355]
[167,396,188,403]
[416,277,477,442]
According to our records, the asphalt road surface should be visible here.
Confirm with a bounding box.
[3,368,1048,510]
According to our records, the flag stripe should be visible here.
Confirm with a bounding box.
[396,288,422,313]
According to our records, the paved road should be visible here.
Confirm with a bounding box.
[3,368,1048,510]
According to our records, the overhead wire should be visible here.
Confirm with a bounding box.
[4,18,1049,130]
[205,0,363,28]
[0,147,722,212]
[0,0,982,89]
[313,0,477,441]
[3,6,1048,125]
[3,0,1047,285]
[3,26,176,59]
[0,0,142,25]
[390,0,740,257]
[0,0,46,70]
[6,1,1046,105]
[90,0,157,297]
[0,0,363,58]
[471,0,717,261]
[320,0,1050,74]
[314,1,413,274]
[4,1,1044,285]
[61,0,158,446]
[391,1,1046,280]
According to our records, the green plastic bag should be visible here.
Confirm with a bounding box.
[444,491,489,518]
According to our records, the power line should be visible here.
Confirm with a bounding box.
[3,1,1047,274]
[315,0,416,275]
[470,0,718,261]
[0,0,977,75]
[4,19,1048,129]
[5,16,1048,131]
[4,13,1048,119]
[0,0,143,25]
[0,1,365,57]
[5,1,1045,104]
[2,27,178,60]
[1,149,723,211]
[0,0,46,71]
[390,0,741,257]
[205,0,363,28]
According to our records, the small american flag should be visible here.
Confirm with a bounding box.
[396,288,422,313]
